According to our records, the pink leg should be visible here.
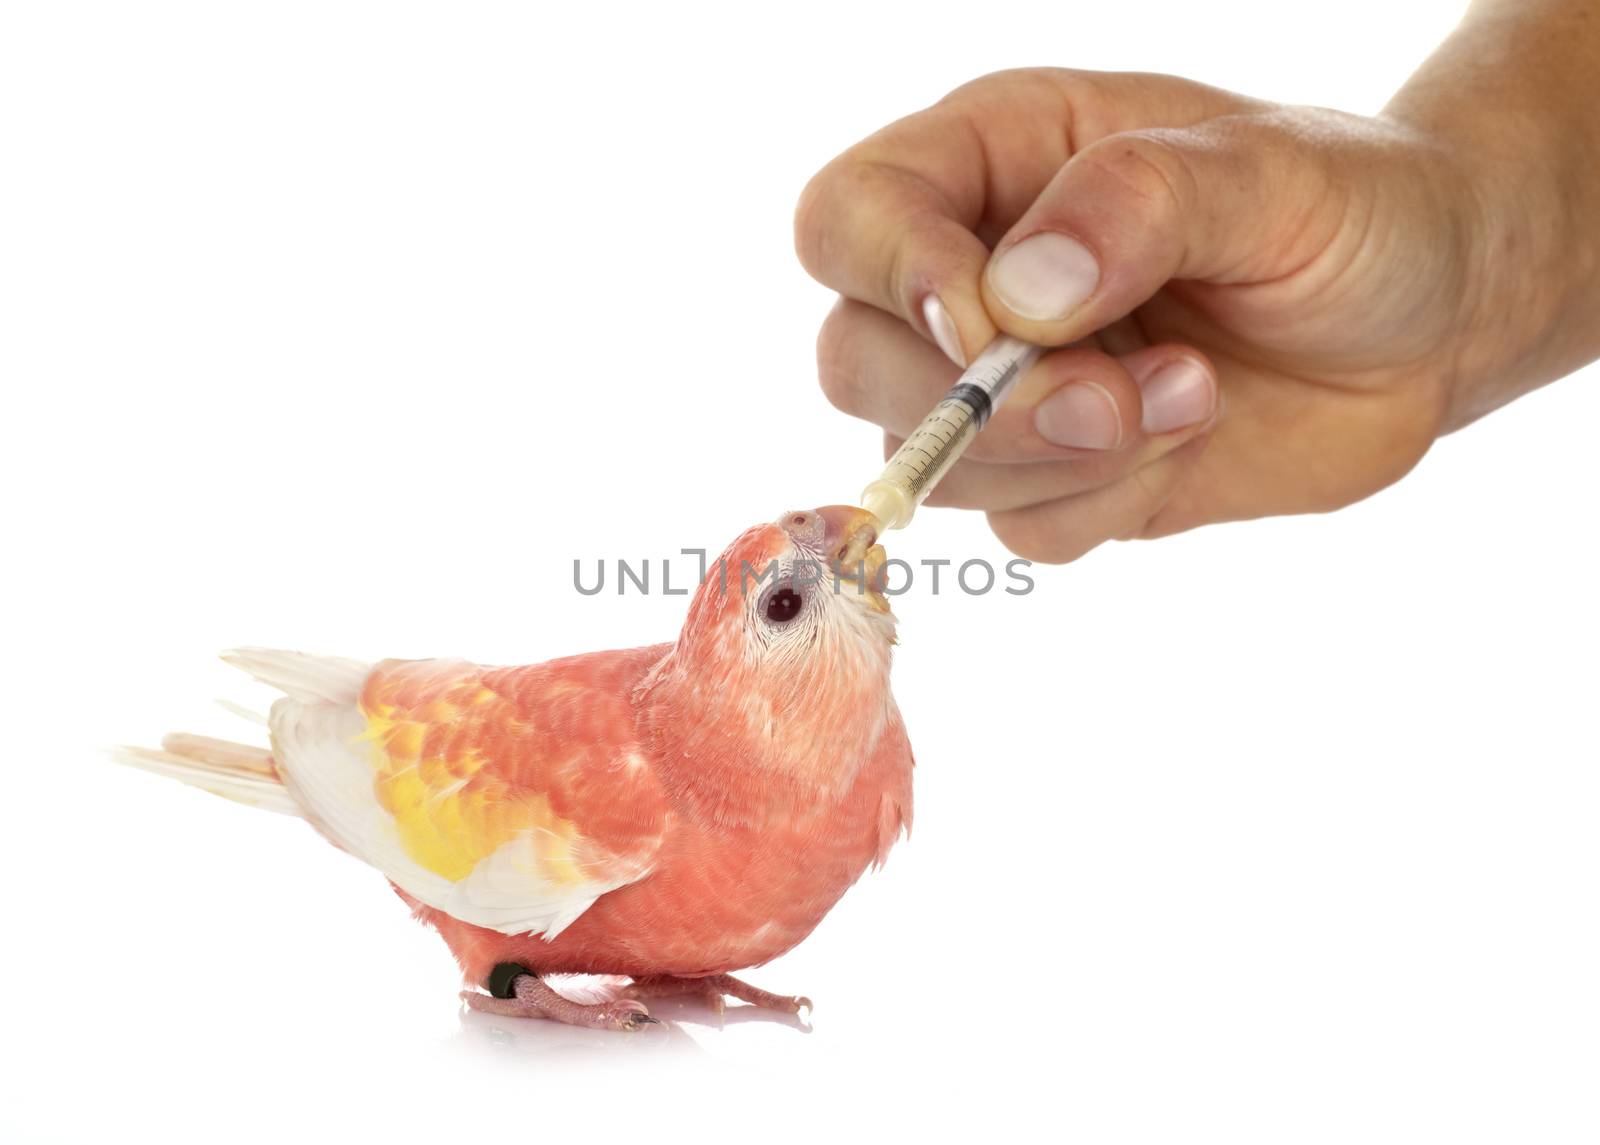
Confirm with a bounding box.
[622,973,812,1016]
[460,969,657,1031]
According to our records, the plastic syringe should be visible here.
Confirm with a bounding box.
[859,335,1042,532]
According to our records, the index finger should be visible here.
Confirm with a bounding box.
[794,68,1254,362]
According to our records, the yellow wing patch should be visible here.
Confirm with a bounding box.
[359,674,586,886]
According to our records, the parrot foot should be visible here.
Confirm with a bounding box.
[461,964,658,1031]
[621,973,812,1017]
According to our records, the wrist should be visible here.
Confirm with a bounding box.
[1384,1,1600,431]
[1418,117,1584,433]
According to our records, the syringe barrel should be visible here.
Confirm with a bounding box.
[860,336,1041,531]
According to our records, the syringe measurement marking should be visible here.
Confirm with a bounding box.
[896,398,982,495]
[860,337,1042,530]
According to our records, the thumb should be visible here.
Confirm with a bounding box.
[979,114,1343,344]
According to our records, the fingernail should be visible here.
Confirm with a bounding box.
[921,294,966,367]
[1139,358,1216,434]
[987,232,1100,321]
[1034,381,1123,450]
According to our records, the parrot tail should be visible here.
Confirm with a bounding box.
[113,648,371,816]
[112,732,301,816]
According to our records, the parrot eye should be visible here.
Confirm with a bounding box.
[763,586,804,625]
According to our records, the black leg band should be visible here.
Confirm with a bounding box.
[487,962,534,999]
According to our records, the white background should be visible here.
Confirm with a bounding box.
[3,1,1596,1141]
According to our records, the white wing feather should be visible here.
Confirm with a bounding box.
[236,648,641,939]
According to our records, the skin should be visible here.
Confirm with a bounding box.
[795,0,1600,563]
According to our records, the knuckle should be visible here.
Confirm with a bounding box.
[938,67,1107,130]
[1078,130,1197,222]
[937,67,1100,162]
[814,304,862,413]
[941,66,1070,106]
[792,165,837,279]
[794,158,867,280]
[797,156,928,309]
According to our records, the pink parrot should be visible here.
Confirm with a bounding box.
[117,506,910,1029]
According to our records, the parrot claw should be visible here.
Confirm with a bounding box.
[607,1000,658,1031]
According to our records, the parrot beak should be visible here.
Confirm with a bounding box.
[782,505,889,613]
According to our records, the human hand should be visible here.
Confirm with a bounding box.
[795,65,1563,561]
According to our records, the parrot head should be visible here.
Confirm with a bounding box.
[640,506,899,805]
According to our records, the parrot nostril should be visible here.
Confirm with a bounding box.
[779,510,821,540]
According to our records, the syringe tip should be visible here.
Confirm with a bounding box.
[860,481,912,534]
